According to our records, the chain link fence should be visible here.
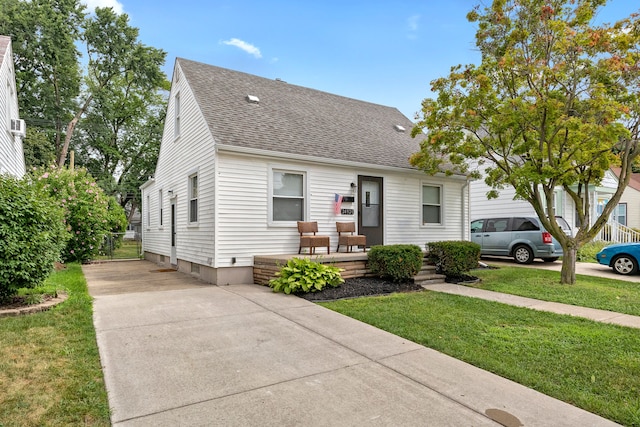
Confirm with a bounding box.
[97,231,142,260]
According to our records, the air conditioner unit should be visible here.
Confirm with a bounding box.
[10,119,25,137]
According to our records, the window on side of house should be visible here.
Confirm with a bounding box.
[174,92,181,139]
[146,194,151,228]
[158,189,163,227]
[422,184,442,225]
[188,173,198,223]
[272,170,305,222]
[617,203,627,226]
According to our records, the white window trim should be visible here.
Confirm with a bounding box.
[145,194,151,230]
[188,171,199,226]
[421,182,444,227]
[158,188,164,229]
[268,165,308,227]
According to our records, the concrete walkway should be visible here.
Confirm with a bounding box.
[85,260,621,426]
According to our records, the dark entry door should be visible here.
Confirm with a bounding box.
[170,200,177,265]
[358,176,383,247]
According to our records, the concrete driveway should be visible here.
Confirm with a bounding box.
[84,260,619,426]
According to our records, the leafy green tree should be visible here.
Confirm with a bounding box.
[411,0,640,284]
[32,167,127,263]
[0,174,68,300]
[0,0,84,166]
[74,77,168,217]
[59,7,168,168]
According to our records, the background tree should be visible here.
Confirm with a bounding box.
[0,0,84,168]
[58,7,167,168]
[411,0,640,284]
[73,71,168,218]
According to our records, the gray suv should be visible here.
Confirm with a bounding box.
[470,216,569,264]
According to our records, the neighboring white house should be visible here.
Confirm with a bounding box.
[612,168,640,230]
[0,35,26,177]
[470,167,630,238]
[141,58,471,284]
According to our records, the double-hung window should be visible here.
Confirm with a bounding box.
[188,173,198,223]
[422,184,442,225]
[272,170,305,222]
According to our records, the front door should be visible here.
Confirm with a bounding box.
[170,199,177,266]
[358,176,383,247]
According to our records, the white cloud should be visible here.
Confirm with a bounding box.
[407,14,420,32]
[81,0,124,14]
[222,38,262,58]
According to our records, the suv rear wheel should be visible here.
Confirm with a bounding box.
[513,245,534,264]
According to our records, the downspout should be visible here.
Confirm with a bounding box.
[462,177,471,240]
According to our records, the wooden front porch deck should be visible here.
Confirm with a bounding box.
[253,252,370,285]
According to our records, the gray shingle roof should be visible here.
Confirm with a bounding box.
[177,58,430,171]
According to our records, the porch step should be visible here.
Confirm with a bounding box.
[413,262,446,286]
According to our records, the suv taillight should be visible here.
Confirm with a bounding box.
[542,231,552,244]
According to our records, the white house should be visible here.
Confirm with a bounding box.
[0,35,26,177]
[612,168,640,231]
[141,58,471,284]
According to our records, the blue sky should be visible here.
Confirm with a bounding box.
[83,0,639,120]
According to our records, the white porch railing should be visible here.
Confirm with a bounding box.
[595,220,640,243]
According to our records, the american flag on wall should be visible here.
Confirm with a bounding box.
[334,193,343,215]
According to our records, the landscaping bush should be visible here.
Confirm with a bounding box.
[367,244,423,282]
[32,167,127,263]
[0,174,68,300]
[427,240,481,277]
[269,258,344,294]
[577,240,609,262]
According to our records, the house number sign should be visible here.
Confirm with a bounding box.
[341,208,354,215]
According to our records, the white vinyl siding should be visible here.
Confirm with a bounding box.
[141,61,215,265]
[0,38,25,177]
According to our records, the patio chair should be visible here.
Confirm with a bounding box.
[336,222,367,253]
[297,221,330,254]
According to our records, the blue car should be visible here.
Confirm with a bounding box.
[596,243,640,275]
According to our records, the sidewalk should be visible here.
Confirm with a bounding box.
[85,260,620,426]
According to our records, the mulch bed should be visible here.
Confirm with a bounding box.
[299,276,424,302]
[298,273,480,302]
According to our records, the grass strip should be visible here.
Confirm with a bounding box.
[472,266,640,316]
[320,291,640,426]
[0,263,110,426]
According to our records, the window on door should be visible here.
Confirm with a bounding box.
[422,184,442,224]
[271,169,305,222]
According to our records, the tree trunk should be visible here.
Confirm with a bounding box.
[560,247,577,285]
[57,94,93,168]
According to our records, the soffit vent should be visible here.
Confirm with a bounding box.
[394,124,406,132]
[246,94,260,104]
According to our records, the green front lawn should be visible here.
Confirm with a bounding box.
[472,266,640,316]
[0,264,110,426]
[320,266,640,426]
